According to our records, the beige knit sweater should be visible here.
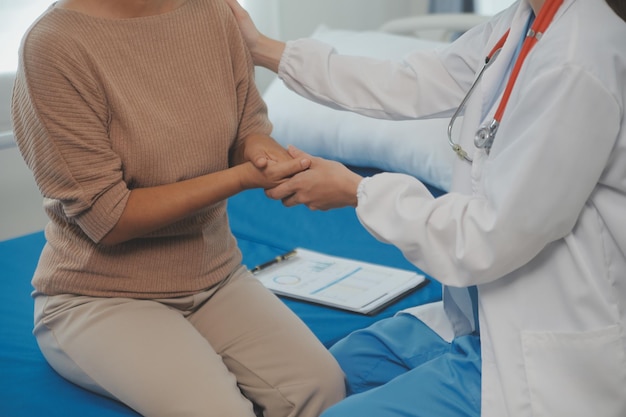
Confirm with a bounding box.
[11,0,272,298]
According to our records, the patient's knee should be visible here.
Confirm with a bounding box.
[317,358,347,408]
[279,355,346,417]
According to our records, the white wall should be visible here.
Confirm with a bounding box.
[276,0,428,40]
[475,0,516,15]
[0,0,54,74]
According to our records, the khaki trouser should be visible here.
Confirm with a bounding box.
[34,266,345,417]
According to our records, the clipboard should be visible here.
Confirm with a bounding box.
[251,248,428,315]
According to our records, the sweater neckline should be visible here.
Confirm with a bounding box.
[51,0,190,23]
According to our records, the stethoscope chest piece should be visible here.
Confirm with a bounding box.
[447,0,563,162]
[474,119,499,152]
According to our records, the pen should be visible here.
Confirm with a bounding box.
[250,249,298,274]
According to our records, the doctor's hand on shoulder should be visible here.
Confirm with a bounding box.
[265,146,362,211]
[223,0,286,71]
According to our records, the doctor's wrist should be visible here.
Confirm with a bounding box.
[251,35,286,73]
[356,177,372,207]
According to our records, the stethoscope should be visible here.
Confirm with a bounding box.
[447,0,564,162]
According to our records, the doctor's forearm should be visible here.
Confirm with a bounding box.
[250,35,285,73]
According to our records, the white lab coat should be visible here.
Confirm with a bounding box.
[278,0,626,416]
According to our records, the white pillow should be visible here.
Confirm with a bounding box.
[263,26,456,191]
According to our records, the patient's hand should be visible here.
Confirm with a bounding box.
[243,134,302,168]
[237,156,310,191]
[231,134,310,178]
[266,146,362,210]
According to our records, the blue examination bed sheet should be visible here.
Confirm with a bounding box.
[0,169,444,417]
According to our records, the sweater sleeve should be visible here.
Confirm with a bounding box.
[11,24,129,243]
[223,5,272,150]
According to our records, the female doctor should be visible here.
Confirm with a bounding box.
[226,0,626,416]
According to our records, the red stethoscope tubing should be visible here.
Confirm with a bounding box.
[449,0,565,159]
[490,0,564,124]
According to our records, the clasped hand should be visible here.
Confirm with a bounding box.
[265,146,362,211]
[244,140,361,210]
[236,134,310,190]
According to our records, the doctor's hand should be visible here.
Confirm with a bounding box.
[223,0,286,72]
[223,0,260,49]
[265,146,362,211]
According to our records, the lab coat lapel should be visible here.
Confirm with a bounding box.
[478,1,534,125]
[443,286,476,336]
[446,2,534,338]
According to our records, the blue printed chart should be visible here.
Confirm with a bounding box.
[254,248,426,314]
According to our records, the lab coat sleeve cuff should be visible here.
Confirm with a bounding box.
[397,300,455,343]
[356,172,433,224]
[356,176,372,202]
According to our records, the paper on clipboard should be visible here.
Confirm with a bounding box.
[253,248,427,315]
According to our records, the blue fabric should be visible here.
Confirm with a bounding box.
[0,232,140,417]
[324,314,481,417]
[0,170,447,417]
[228,175,445,348]
[468,285,479,333]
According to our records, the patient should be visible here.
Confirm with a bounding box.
[11,0,344,416]
[226,0,626,416]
